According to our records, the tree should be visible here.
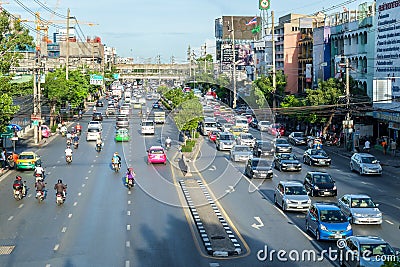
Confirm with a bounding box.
[173,98,202,137]
[253,71,287,107]
[0,94,19,133]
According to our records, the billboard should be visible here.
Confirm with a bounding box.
[221,43,233,71]
[305,64,312,83]
[375,0,400,100]
[221,43,255,73]
[222,16,260,40]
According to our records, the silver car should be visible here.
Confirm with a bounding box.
[230,145,253,162]
[350,153,382,175]
[237,133,256,147]
[338,236,397,267]
[338,194,382,224]
[257,121,270,131]
[216,132,235,151]
[274,181,311,211]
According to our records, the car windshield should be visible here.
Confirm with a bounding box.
[88,129,100,133]
[319,209,347,223]
[150,149,164,154]
[118,130,128,134]
[252,160,270,167]
[259,142,272,148]
[360,243,395,257]
[19,154,34,160]
[93,113,102,116]
[293,132,304,138]
[242,134,253,139]
[313,174,333,183]
[234,146,252,152]
[285,186,307,195]
[142,121,154,126]
[351,198,376,208]
[281,154,297,160]
[311,150,328,156]
[204,122,216,127]
[276,139,288,145]
[232,127,243,132]
[117,117,128,122]
[259,121,269,126]
[220,135,234,141]
[236,119,247,124]
[361,157,378,164]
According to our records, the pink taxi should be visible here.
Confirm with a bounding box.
[147,146,167,165]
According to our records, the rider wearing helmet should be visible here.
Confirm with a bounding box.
[112,152,121,169]
[34,162,45,179]
[65,146,73,157]
[13,175,26,196]
[125,167,135,185]
[54,179,67,198]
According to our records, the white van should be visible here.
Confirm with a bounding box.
[141,120,155,135]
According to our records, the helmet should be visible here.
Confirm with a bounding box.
[128,167,133,172]
[16,175,22,180]
[36,163,41,167]
[114,152,119,155]
[58,179,62,183]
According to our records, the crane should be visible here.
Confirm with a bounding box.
[0,1,9,11]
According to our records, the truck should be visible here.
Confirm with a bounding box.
[154,111,165,124]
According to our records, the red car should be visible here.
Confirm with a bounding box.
[147,146,167,165]
[269,124,285,136]
[208,130,220,142]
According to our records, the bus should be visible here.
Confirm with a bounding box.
[200,117,218,136]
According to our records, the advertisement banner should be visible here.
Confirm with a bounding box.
[222,16,260,40]
[221,44,233,71]
[306,64,312,82]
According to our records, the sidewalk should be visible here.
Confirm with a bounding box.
[324,144,400,168]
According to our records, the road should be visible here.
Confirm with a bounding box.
[0,100,398,267]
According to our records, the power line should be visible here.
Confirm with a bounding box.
[32,0,67,19]
[13,0,63,29]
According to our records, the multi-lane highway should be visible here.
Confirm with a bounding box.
[0,98,398,267]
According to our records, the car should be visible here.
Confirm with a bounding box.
[274,138,292,153]
[220,123,234,132]
[95,100,104,107]
[106,107,117,117]
[230,145,253,162]
[133,102,141,109]
[16,151,41,170]
[288,132,306,146]
[253,140,274,157]
[268,123,285,136]
[257,121,270,131]
[244,158,273,179]
[92,112,103,121]
[139,97,146,105]
[236,133,256,147]
[116,116,129,129]
[338,236,397,267]
[40,125,51,138]
[215,132,235,151]
[249,118,258,129]
[304,171,337,197]
[152,102,160,109]
[119,106,130,115]
[208,130,220,142]
[274,181,311,211]
[273,153,302,172]
[303,149,331,166]
[147,146,167,164]
[305,202,353,241]
[141,120,155,135]
[88,121,102,131]
[338,194,382,224]
[234,118,249,132]
[350,153,382,175]
[115,128,130,142]
[86,127,101,141]
[229,126,244,139]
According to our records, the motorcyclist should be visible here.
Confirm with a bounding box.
[125,167,135,185]
[93,106,97,112]
[54,179,67,198]
[76,123,82,134]
[13,175,26,196]
[66,131,72,145]
[34,163,45,180]
[112,152,121,169]
[165,137,172,148]
[96,136,103,150]
[65,146,73,161]
[73,134,80,144]
[60,125,67,136]
[35,179,46,197]
[78,110,83,119]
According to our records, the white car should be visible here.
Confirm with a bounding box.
[237,133,256,147]
[88,121,102,131]
[86,128,101,141]
[257,121,270,131]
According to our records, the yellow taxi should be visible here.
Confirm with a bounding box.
[16,151,41,170]
[230,126,244,139]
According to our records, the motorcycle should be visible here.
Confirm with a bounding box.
[66,139,72,146]
[127,177,135,190]
[113,162,120,172]
[66,155,72,164]
[56,193,64,205]
[165,141,171,150]
[73,141,79,149]
[34,172,44,182]
[13,182,25,201]
[96,143,102,152]
[36,190,45,203]
[76,129,81,136]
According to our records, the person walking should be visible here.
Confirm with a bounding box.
[381,139,388,155]
[390,139,397,156]
[1,148,6,170]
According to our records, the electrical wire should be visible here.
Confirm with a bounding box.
[32,0,68,19]
[13,0,63,29]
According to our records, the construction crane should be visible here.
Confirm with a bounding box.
[0,1,9,11]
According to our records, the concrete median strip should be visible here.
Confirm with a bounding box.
[179,179,242,256]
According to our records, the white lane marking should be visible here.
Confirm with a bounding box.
[361,181,373,185]
[251,217,264,230]
[385,220,394,225]
[128,191,131,195]
[127,211,131,216]
[88,170,92,173]
[53,244,59,251]
[78,192,81,196]
[128,200,131,205]
[73,202,77,206]
[126,241,130,247]
[8,216,13,221]
[127,225,131,231]
[82,184,85,187]
[47,172,51,175]
[18,204,24,209]
[45,264,51,267]
[68,213,72,218]
[90,165,94,168]
[57,161,60,164]
[125,261,130,267]
[52,166,56,169]
[61,227,67,233]
[85,176,89,180]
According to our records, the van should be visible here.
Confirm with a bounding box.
[141,120,155,135]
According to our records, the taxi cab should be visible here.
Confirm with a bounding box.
[229,126,244,139]
[115,128,130,142]
[16,151,41,170]
[147,146,167,164]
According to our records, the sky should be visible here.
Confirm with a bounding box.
[5,0,362,63]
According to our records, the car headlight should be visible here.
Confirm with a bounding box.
[346,224,352,231]
[282,163,288,166]
[353,213,362,217]
[314,186,319,190]
[320,224,328,231]
[377,212,382,217]
[253,170,259,173]
[268,169,273,173]
[297,164,302,167]
[333,186,337,190]
[286,200,293,204]
[307,199,311,204]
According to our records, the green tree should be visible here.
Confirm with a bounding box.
[173,98,202,137]
[253,71,287,106]
[0,93,19,133]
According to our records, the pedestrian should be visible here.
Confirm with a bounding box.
[381,139,388,155]
[363,139,370,153]
[1,148,6,170]
[391,139,397,156]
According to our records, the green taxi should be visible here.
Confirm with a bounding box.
[115,128,130,142]
[16,151,41,170]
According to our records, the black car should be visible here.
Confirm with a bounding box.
[244,158,273,179]
[303,149,331,166]
[274,138,292,153]
[92,112,103,121]
[273,153,302,172]
[249,118,258,129]
[253,140,274,157]
[95,100,104,107]
[288,132,306,146]
[303,171,337,197]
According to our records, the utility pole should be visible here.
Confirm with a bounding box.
[187,45,192,78]
[202,42,207,73]
[231,16,237,109]
[66,8,70,80]
[157,54,161,86]
[271,11,277,115]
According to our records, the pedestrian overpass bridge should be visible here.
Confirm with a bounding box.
[115,63,191,82]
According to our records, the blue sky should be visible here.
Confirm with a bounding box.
[6,0,361,63]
